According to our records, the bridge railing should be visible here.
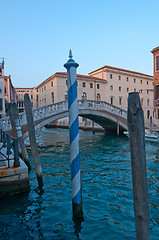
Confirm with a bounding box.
[0,100,127,132]
[32,101,68,121]
[78,100,127,119]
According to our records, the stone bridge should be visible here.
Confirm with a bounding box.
[0,100,128,138]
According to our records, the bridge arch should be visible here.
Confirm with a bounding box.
[22,101,127,139]
[1,100,128,139]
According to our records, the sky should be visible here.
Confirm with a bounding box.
[1,0,159,88]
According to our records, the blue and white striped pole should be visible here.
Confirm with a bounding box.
[64,50,83,222]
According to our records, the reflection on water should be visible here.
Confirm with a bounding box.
[0,128,159,239]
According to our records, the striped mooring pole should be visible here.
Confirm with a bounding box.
[64,50,84,222]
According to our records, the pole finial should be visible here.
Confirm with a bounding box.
[69,49,73,59]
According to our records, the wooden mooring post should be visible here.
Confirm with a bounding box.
[127,92,150,240]
[24,93,43,188]
[8,103,31,170]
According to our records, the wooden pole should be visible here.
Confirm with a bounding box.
[13,137,20,167]
[8,103,31,170]
[117,117,119,136]
[127,92,150,240]
[7,103,17,137]
[150,116,152,132]
[24,93,43,188]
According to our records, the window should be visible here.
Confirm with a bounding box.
[110,97,113,105]
[140,89,143,93]
[0,98,3,110]
[81,92,87,100]
[134,78,136,83]
[147,110,150,119]
[97,84,100,89]
[96,93,101,101]
[156,55,159,71]
[110,74,112,79]
[110,85,113,90]
[66,80,68,86]
[44,86,46,90]
[126,77,129,81]
[147,99,150,106]
[147,90,149,94]
[119,97,122,105]
[119,86,121,91]
[119,76,121,80]
[31,95,33,100]
[51,92,54,103]
[134,88,136,92]
[147,81,148,85]
[82,82,86,88]
[140,80,142,84]
[127,88,129,92]
[51,82,53,87]
[90,83,93,88]
[65,91,68,100]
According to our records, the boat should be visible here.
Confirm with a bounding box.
[124,130,158,142]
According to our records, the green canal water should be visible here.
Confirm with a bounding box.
[0,128,159,239]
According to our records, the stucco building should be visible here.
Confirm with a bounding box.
[15,87,38,112]
[15,63,155,127]
[151,46,159,119]
[36,72,106,127]
[89,65,154,120]
[0,59,5,117]
[36,72,106,107]
[4,75,16,104]
[0,60,16,117]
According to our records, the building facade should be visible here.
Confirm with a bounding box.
[15,64,155,127]
[151,46,159,119]
[89,65,154,120]
[0,59,5,117]
[15,87,38,112]
[4,75,16,104]
[36,72,106,128]
[36,72,107,106]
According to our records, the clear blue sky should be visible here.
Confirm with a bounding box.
[1,0,159,88]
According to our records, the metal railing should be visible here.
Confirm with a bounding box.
[0,130,20,168]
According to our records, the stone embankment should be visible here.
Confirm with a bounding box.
[0,143,30,198]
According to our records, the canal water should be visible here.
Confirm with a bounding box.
[0,128,159,239]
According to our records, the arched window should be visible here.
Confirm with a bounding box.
[52,92,54,104]
[96,93,101,101]
[65,91,68,101]
[81,92,87,100]
[147,110,150,119]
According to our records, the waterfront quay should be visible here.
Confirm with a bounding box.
[0,131,30,197]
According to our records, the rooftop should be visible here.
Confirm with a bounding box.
[36,72,105,88]
[89,65,153,78]
[151,46,159,53]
